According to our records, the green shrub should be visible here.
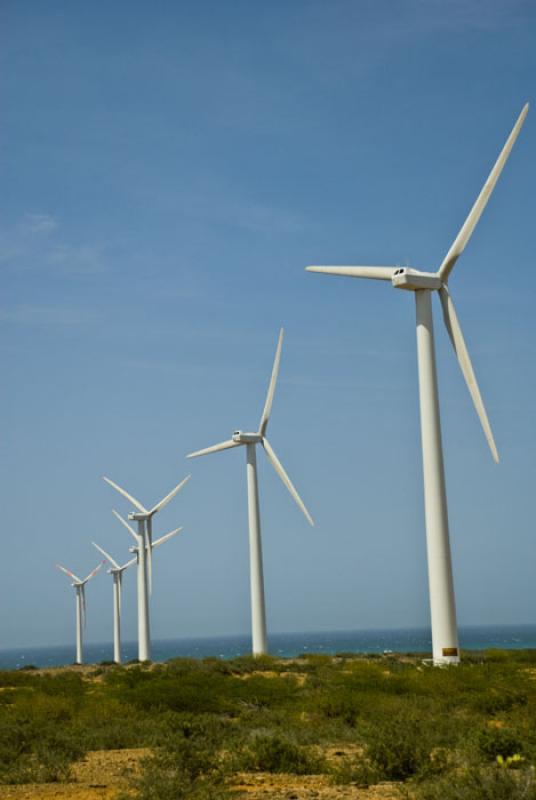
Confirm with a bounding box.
[228,654,279,674]
[477,725,524,761]
[472,687,528,715]
[106,666,229,714]
[416,766,536,799]
[121,715,231,800]
[330,756,380,786]
[364,709,446,781]
[0,716,85,783]
[242,734,323,775]
[318,689,361,726]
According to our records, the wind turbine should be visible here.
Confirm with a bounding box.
[91,542,136,664]
[56,561,104,665]
[101,475,190,661]
[187,328,314,656]
[306,104,528,665]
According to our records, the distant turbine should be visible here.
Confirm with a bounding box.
[56,561,104,664]
[187,328,313,656]
[91,542,136,664]
[306,104,528,664]
[102,475,190,661]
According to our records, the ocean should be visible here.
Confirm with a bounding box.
[1,624,535,670]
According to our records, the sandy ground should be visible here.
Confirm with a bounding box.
[0,747,404,800]
[0,748,144,800]
[233,772,403,798]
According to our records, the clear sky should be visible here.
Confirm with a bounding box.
[1,1,535,649]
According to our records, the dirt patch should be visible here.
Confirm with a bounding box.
[0,745,405,800]
[233,772,403,798]
[323,744,365,764]
[235,671,308,686]
[0,748,148,800]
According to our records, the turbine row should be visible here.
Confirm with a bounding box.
[56,103,528,667]
[56,480,189,665]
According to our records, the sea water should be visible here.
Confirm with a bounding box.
[1,624,535,670]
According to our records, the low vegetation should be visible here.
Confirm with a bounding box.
[1,649,536,797]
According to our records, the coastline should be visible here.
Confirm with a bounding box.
[2,623,535,670]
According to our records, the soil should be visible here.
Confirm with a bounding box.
[0,748,145,800]
[0,747,404,800]
[233,772,403,798]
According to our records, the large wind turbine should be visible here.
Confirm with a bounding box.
[306,104,528,665]
[102,475,190,661]
[93,522,182,664]
[56,561,104,664]
[91,542,136,664]
[187,328,314,656]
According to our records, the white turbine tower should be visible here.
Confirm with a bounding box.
[187,328,314,656]
[91,542,136,664]
[102,475,190,661]
[56,561,104,665]
[306,104,528,665]
[98,516,184,663]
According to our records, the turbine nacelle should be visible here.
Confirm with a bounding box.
[128,511,150,522]
[391,269,442,291]
[233,430,262,444]
[107,565,128,575]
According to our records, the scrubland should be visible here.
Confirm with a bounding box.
[1,649,536,799]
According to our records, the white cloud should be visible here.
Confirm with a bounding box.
[22,213,59,235]
[0,215,108,276]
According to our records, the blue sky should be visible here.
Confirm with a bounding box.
[1,0,535,650]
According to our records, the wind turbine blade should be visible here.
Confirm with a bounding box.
[438,103,529,282]
[81,585,86,628]
[439,286,499,463]
[306,266,397,280]
[56,563,82,583]
[83,561,105,583]
[259,328,284,437]
[153,527,183,549]
[102,476,148,514]
[187,439,242,458]
[112,510,139,543]
[149,475,191,515]
[146,519,153,596]
[120,555,138,570]
[262,438,314,526]
[92,542,120,570]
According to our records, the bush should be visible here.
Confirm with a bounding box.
[330,756,380,787]
[416,766,536,800]
[477,725,524,761]
[364,709,446,781]
[242,734,323,775]
[106,665,229,714]
[318,689,361,726]
[121,715,231,800]
[0,716,85,784]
